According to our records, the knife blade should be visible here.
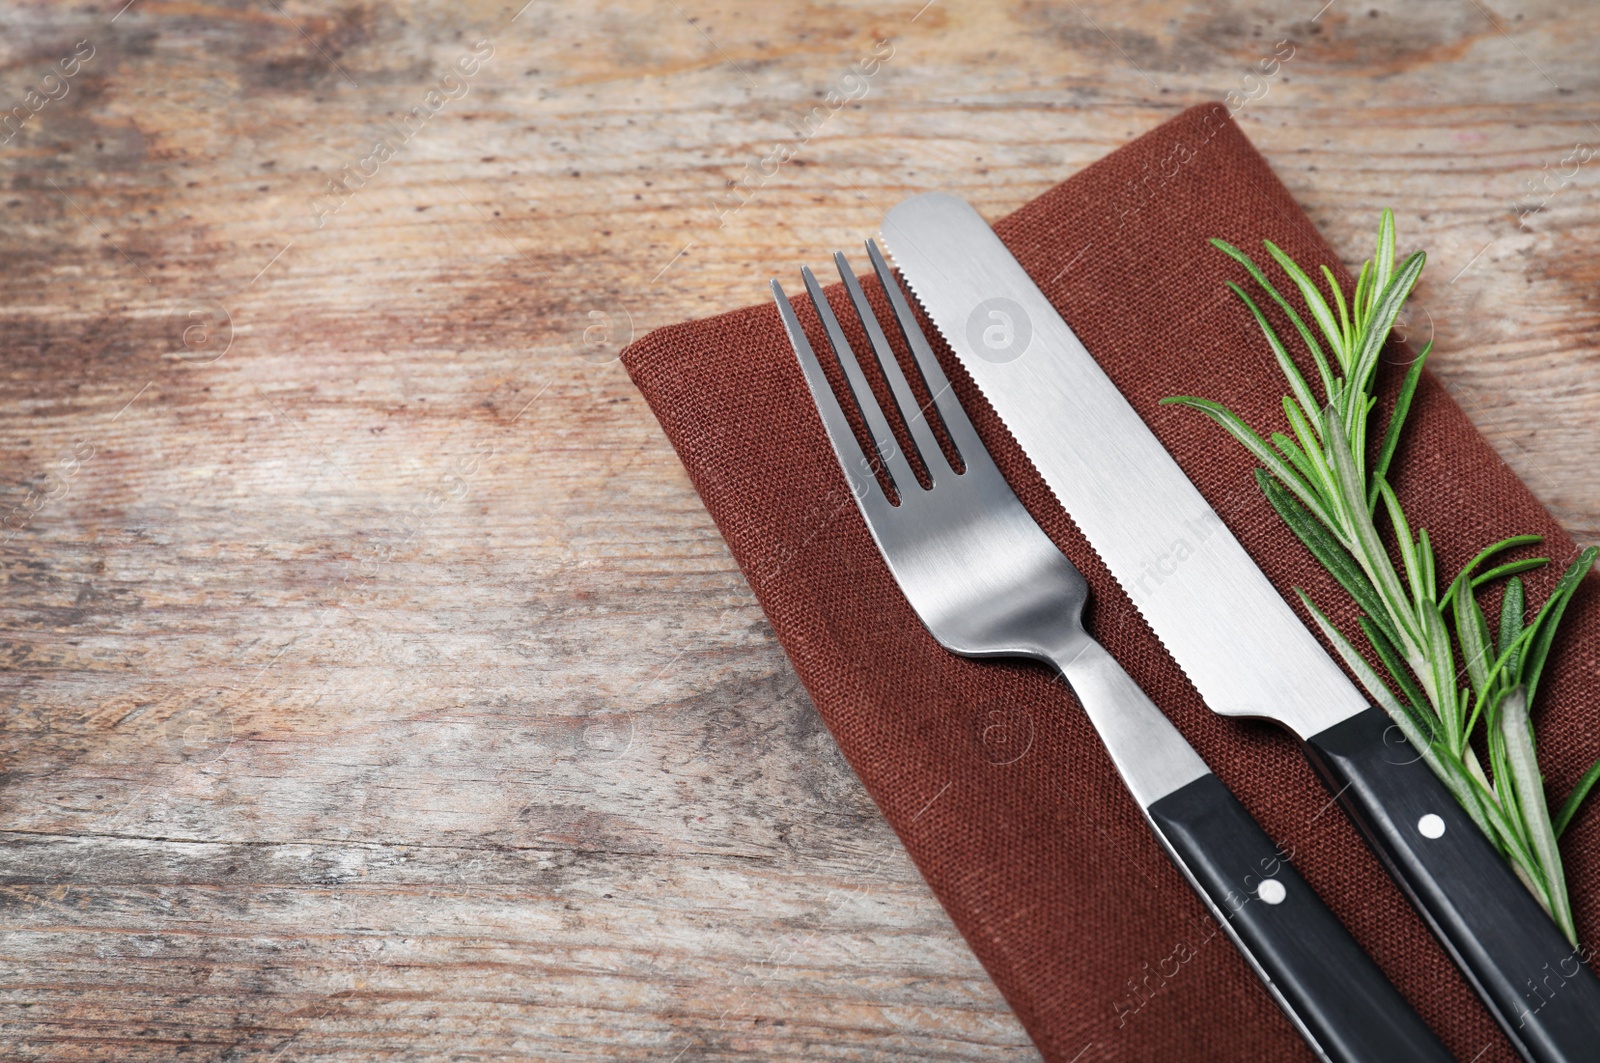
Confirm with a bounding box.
[882,191,1600,1063]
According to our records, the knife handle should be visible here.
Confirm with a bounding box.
[1306,705,1600,1063]
[1147,773,1452,1063]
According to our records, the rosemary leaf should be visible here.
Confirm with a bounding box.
[1347,251,1425,418]
[1367,341,1429,513]
[1463,770,1525,861]
[1271,432,1321,491]
[1352,259,1373,336]
[1377,481,1424,610]
[1160,396,1333,527]
[1463,624,1542,747]
[1298,590,1413,731]
[1255,469,1398,644]
[1460,740,1544,870]
[1522,546,1599,706]
[1436,534,1546,613]
[1372,208,1396,310]
[1264,239,1349,371]
[1351,394,1377,482]
[1359,615,1434,738]
[1471,558,1549,593]
[1422,607,1460,744]
[1418,528,1438,603]
[1324,411,1422,652]
[1323,263,1353,351]
[1453,570,1493,699]
[1487,693,1522,836]
[1499,577,1526,678]
[1555,757,1600,837]
[1225,281,1323,432]
[1209,238,1336,399]
[1282,397,1337,502]
[1501,687,1573,939]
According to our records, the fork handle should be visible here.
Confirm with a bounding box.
[1057,642,1449,1062]
[1146,774,1452,1062]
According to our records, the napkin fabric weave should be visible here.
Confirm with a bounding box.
[621,103,1600,1062]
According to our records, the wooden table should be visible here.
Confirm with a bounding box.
[2,1,1596,1058]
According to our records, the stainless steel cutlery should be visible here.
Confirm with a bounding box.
[772,242,1450,1063]
[881,190,1600,1063]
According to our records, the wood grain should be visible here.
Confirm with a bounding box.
[0,0,1596,1058]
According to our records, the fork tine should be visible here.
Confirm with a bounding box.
[865,239,987,467]
[834,252,951,484]
[771,279,893,517]
[798,265,920,499]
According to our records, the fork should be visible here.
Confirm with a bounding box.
[771,242,1452,1063]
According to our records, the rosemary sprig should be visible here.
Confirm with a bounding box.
[1163,211,1600,944]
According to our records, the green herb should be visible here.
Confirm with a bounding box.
[1163,212,1600,944]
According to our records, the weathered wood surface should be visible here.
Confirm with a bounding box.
[1,0,1597,1058]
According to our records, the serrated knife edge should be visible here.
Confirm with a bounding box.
[880,191,1367,739]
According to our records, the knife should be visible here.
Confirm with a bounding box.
[881,191,1600,1063]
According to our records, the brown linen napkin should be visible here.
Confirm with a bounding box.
[621,103,1600,1062]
